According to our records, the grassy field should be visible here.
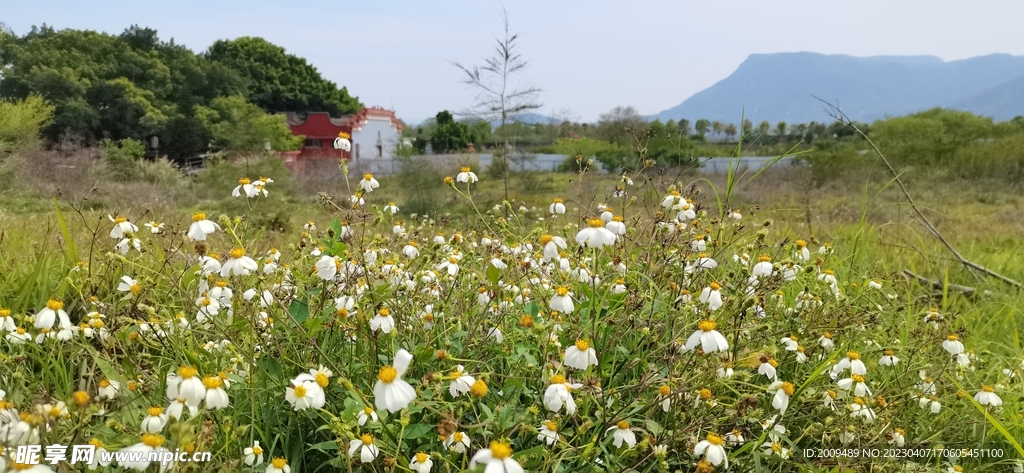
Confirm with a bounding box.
[1,152,1023,472]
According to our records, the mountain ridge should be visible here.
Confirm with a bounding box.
[654,52,1024,124]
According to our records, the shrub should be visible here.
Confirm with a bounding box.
[101,138,146,180]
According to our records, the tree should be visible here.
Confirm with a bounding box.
[678,119,691,137]
[451,6,542,202]
[0,94,55,153]
[742,119,753,136]
[776,121,787,139]
[757,120,770,137]
[711,121,724,138]
[207,37,362,116]
[694,119,710,139]
[597,106,645,143]
[429,110,472,153]
[724,123,737,140]
[196,95,302,152]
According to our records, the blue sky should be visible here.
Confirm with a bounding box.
[4,0,1024,124]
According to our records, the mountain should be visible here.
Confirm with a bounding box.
[653,52,1024,124]
[950,75,1024,121]
[489,112,554,127]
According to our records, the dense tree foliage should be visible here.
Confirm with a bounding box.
[429,111,474,153]
[0,25,359,158]
[207,37,361,116]
[0,95,55,154]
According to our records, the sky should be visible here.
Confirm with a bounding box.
[5,0,1024,124]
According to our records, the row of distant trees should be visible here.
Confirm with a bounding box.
[0,24,361,159]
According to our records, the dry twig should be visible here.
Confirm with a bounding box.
[814,96,1022,289]
[901,270,993,297]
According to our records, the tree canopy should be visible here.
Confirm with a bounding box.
[0,25,359,158]
[207,37,361,116]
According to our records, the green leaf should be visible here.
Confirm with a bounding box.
[309,441,339,452]
[403,423,432,440]
[524,301,539,317]
[52,198,78,263]
[289,300,309,325]
[486,263,501,285]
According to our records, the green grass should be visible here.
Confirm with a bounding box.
[1,155,1023,472]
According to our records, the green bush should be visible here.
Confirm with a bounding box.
[0,94,55,155]
[101,138,146,180]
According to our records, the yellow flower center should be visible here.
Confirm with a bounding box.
[147,406,164,416]
[363,173,373,180]
[470,379,489,397]
[202,297,212,307]
[555,286,569,297]
[46,299,64,311]
[129,283,141,295]
[827,390,837,399]
[550,374,566,385]
[796,239,807,248]
[113,216,127,224]
[616,420,629,430]
[707,432,725,446]
[415,452,428,463]
[178,366,198,379]
[540,234,554,245]
[444,176,454,185]
[192,212,206,222]
[947,334,959,341]
[378,366,398,383]
[781,382,795,396]
[489,441,513,460]
[73,391,90,406]
[574,339,590,351]
[238,177,251,185]
[293,384,307,398]
[982,385,994,393]
[460,166,471,173]
[452,431,465,443]
[884,349,895,356]
[709,282,721,291]
[553,198,564,203]
[699,388,712,400]
[853,396,866,406]
[252,445,263,455]
[825,269,834,275]
[0,308,9,317]
[587,218,605,228]
[361,433,374,445]
[612,215,624,222]
[271,458,287,468]
[544,420,557,431]
[142,434,164,448]
[378,308,390,317]
[99,379,111,388]
[659,385,671,396]
[202,376,223,389]
[215,280,228,288]
[758,255,771,262]
[315,373,329,388]
[229,248,246,259]
[846,351,860,360]
[698,320,717,332]
[851,374,865,383]
[771,442,782,453]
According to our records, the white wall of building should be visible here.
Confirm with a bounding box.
[351,117,401,160]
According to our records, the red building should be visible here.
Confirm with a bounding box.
[282,108,406,172]
[284,112,352,161]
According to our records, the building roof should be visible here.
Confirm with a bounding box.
[283,111,353,127]
[282,107,405,133]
